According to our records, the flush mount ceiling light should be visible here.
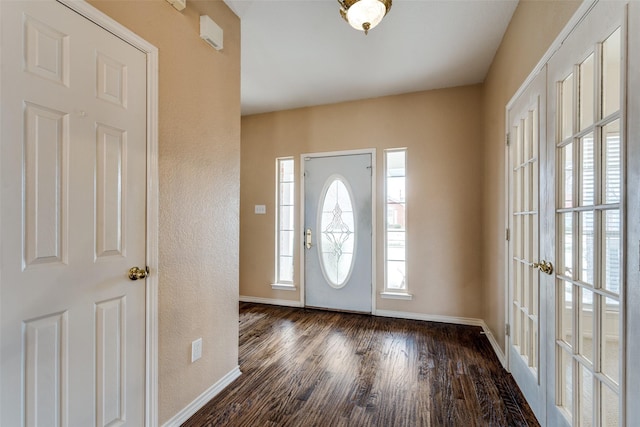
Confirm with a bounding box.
[338,0,392,35]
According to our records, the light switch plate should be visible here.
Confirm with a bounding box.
[191,338,202,363]
[255,205,266,214]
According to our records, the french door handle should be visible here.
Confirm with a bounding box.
[305,228,312,249]
[532,260,554,275]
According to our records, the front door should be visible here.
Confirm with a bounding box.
[303,153,372,313]
[0,1,148,425]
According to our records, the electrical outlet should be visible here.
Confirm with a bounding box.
[191,338,202,363]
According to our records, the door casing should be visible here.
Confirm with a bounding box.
[300,149,377,313]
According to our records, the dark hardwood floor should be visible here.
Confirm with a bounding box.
[183,303,539,427]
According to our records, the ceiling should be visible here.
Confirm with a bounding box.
[223,0,519,116]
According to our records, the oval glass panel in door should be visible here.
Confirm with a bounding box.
[318,176,356,288]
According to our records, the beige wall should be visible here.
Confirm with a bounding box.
[89,1,240,423]
[241,85,485,319]
[481,0,581,351]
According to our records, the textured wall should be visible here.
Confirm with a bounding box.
[88,1,240,423]
[241,85,485,319]
[481,0,581,351]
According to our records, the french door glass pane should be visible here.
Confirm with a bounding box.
[603,28,621,118]
[560,213,574,278]
[579,288,594,363]
[580,365,594,427]
[560,281,573,346]
[562,143,573,208]
[530,319,538,368]
[601,383,619,426]
[581,133,595,206]
[560,348,574,416]
[603,210,621,294]
[580,211,595,284]
[602,297,620,384]
[603,120,621,204]
[580,53,595,130]
[562,74,574,140]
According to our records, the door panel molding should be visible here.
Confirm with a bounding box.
[300,149,377,313]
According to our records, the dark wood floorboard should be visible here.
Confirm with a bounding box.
[183,303,539,427]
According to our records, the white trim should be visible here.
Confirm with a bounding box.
[56,2,160,426]
[480,320,507,367]
[240,295,304,307]
[270,283,297,291]
[299,148,377,313]
[160,366,242,427]
[374,309,485,327]
[380,292,413,300]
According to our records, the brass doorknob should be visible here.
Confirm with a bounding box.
[128,266,149,280]
[532,260,554,275]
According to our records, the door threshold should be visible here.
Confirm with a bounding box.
[304,305,371,315]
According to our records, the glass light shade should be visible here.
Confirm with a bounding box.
[346,0,386,32]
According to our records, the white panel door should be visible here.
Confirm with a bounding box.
[507,68,548,422]
[304,153,372,313]
[0,1,148,426]
[546,2,626,425]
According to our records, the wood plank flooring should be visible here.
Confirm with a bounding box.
[183,303,539,427]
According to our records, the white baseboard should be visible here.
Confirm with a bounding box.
[479,320,506,367]
[161,366,241,427]
[374,309,485,327]
[374,309,506,367]
[239,295,303,307]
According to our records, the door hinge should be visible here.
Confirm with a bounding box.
[506,228,510,241]
[506,132,511,146]
[505,323,511,337]
[366,165,372,176]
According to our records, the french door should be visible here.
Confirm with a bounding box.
[546,2,626,425]
[507,68,549,422]
[508,2,628,425]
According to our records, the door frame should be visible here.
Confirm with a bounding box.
[299,149,377,313]
[51,1,159,425]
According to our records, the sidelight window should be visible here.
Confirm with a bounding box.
[275,157,295,285]
[384,149,407,294]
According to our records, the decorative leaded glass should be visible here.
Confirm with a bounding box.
[319,177,355,287]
